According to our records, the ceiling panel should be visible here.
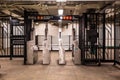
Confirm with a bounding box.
[0,0,115,21]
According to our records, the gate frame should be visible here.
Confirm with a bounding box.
[0,17,11,57]
[10,18,26,64]
[79,3,120,66]
[114,4,120,65]
[80,12,115,65]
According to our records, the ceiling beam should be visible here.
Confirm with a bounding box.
[99,1,115,13]
[1,10,23,20]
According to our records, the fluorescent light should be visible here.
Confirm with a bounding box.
[35,22,39,25]
[60,16,63,19]
[59,28,62,32]
[58,9,63,15]
[56,0,67,2]
[59,39,62,42]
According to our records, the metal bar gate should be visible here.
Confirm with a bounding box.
[80,10,115,65]
[0,18,10,57]
[114,5,120,65]
[0,17,26,63]
[10,21,25,59]
[10,19,26,60]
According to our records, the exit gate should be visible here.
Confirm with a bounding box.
[80,11,115,65]
[10,19,26,60]
[0,17,26,64]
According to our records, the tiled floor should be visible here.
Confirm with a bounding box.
[0,51,120,80]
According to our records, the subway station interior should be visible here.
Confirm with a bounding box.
[0,0,120,80]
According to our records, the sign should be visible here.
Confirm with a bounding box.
[28,15,79,21]
[37,16,54,20]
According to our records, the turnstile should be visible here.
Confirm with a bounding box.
[73,40,81,64]
[27,40,38,64]
[42,40,51,64]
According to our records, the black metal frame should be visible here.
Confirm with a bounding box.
[80,12,115,65]
[0,16,26,64]
[0,17,10,57]
[85,13,105,65]
[79,4,120,66]
[10,20,25,60]
[114,4,120,65]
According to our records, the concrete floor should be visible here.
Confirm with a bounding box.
[0,51,120,80]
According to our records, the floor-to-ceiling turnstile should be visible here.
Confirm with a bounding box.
[80,13,105,65]
[79,10,116,65]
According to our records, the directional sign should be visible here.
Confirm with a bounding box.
[28,15,79,21]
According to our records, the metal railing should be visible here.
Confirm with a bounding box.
[0,19,10,57]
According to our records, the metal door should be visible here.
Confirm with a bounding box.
[83,13,103,65]
[10,19,26,60]
[80,12,115,65]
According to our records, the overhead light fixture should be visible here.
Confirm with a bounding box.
[58,9,63,15]
[59,28,62,32]
[60,16,63,19]
[56,0,67,2]
[35,22,39,25]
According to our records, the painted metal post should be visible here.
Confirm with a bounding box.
[10,17,13,60]
[114,4,116,65]
[103,13,106,60]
